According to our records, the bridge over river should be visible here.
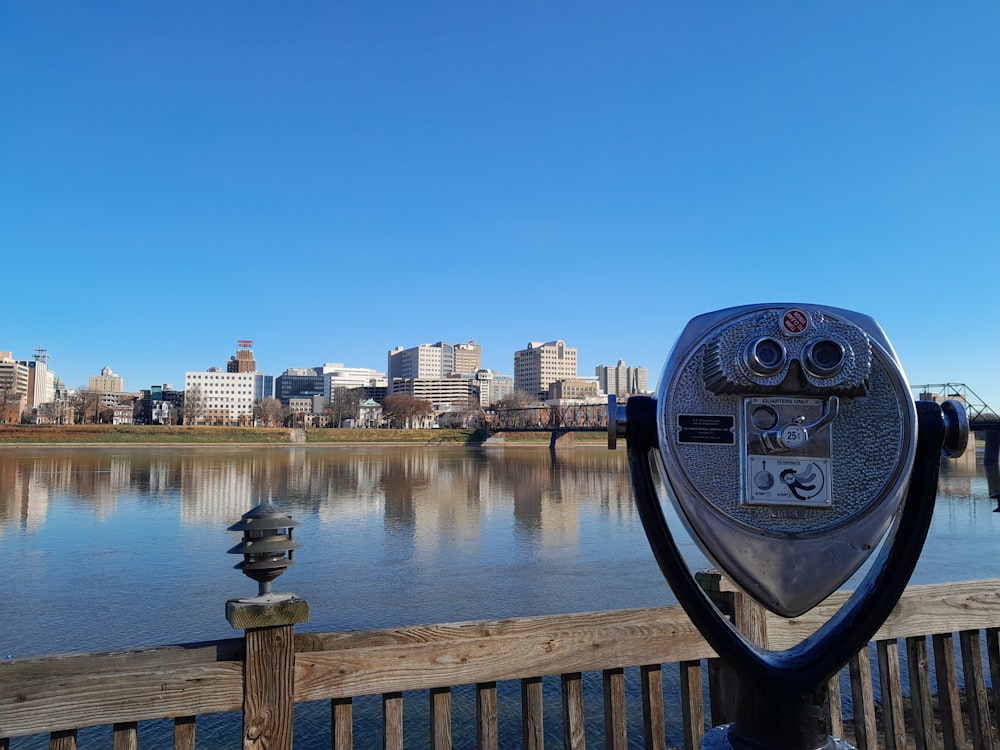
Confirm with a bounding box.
[486,383,1000,462]
[911,383,1000,465]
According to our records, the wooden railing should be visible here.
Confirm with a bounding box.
[4,578,1000,749]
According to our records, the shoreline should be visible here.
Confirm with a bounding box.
[0,424,610,448]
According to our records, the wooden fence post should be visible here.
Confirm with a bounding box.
[226,597,310,750]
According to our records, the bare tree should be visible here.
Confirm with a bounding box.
[69,389,103,425]
[490,391,541,429]
[36,401,63,425]
[382,394,434,429]
[253,397,285,428]
[0,380,23,424]
[326,387,364,427]
[455,395,486,429]
[182,385,205,426]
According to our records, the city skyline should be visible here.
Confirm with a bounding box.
[3,5,1000,409]
[5,336,640,393]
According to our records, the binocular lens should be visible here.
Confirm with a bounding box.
[745,337,787,376]
[804,338,846,377]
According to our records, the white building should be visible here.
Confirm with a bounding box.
[514,340,578,400]
[474,369,515,406]
[320,363,386,398]
[390,376,477,410]
[387,341,482,393]
[184,367,256,426]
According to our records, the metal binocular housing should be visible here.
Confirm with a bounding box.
[661,304,918,617]
[610,303,969,750]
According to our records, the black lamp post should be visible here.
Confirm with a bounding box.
[227,501,301,600]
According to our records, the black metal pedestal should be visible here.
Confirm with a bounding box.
[625,397,947,750]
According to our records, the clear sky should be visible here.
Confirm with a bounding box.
[3,4,999,409]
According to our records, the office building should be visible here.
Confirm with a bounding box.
[275,367,324,405]
[595,360,649,400]
[184,368,255,426]
[89,366,124,393]
[548,378,600,400]
[450,341,482,375]
[474,369,515,406]
[387,341,482,393]
[514,340,577,400]
[227,340,257,373]
[23,349,56,408]
[389,376,478,410]
[254,373,274,402]
[320,363,387,399]
[0,352,28,423]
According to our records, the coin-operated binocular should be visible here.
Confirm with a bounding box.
[609,304,968,750]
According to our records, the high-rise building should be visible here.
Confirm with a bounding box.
[275,367,324,405]
[595,360,649,400]
[89,366,124,393]
[387,341,482,393]
[450,341,482,375]
[473,369,515,406]
[184,368,256,425]
[227,340,257,373]
[0,352,29,423]
[514,340,578,401]
[23,348,55,408]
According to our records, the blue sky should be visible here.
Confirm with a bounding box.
[3,4,999,409]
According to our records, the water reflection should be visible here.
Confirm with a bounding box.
[2,446,999,660]
[0,446,659,657]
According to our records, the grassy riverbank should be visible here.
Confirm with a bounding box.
[0,424,609,445]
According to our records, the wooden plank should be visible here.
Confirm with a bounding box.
[382,692,403,750]
[561,672,586,749]
[640,664,666,750]
[294,605,715,703]
[331,697,352,750]
[706,658,729,727]
[49,729,76,750]
[679,660,704,750]
[5,579,1000,747]
[476,682,498,750]
[987,629,1000,740]
[876,640,907,750]
[932,632,965,750]
[602,668,627,750]
[960,629,996,750]
[173,716,195,750]
[0,644,243,737]
[112,722,137,750]
[764,580,1000,650]
[906,636,937,750]
[848,647,877,750]
[243,625,295,750]
[429,687,451,750]
[826,671,843,740]
[521,677,544,750]
[2,639,243,678]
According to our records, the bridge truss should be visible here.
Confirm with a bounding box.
[488,386,1000,433]
[911,383,999,427]
[488,403,609,432]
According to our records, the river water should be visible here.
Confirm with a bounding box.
[1,445,998,747]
